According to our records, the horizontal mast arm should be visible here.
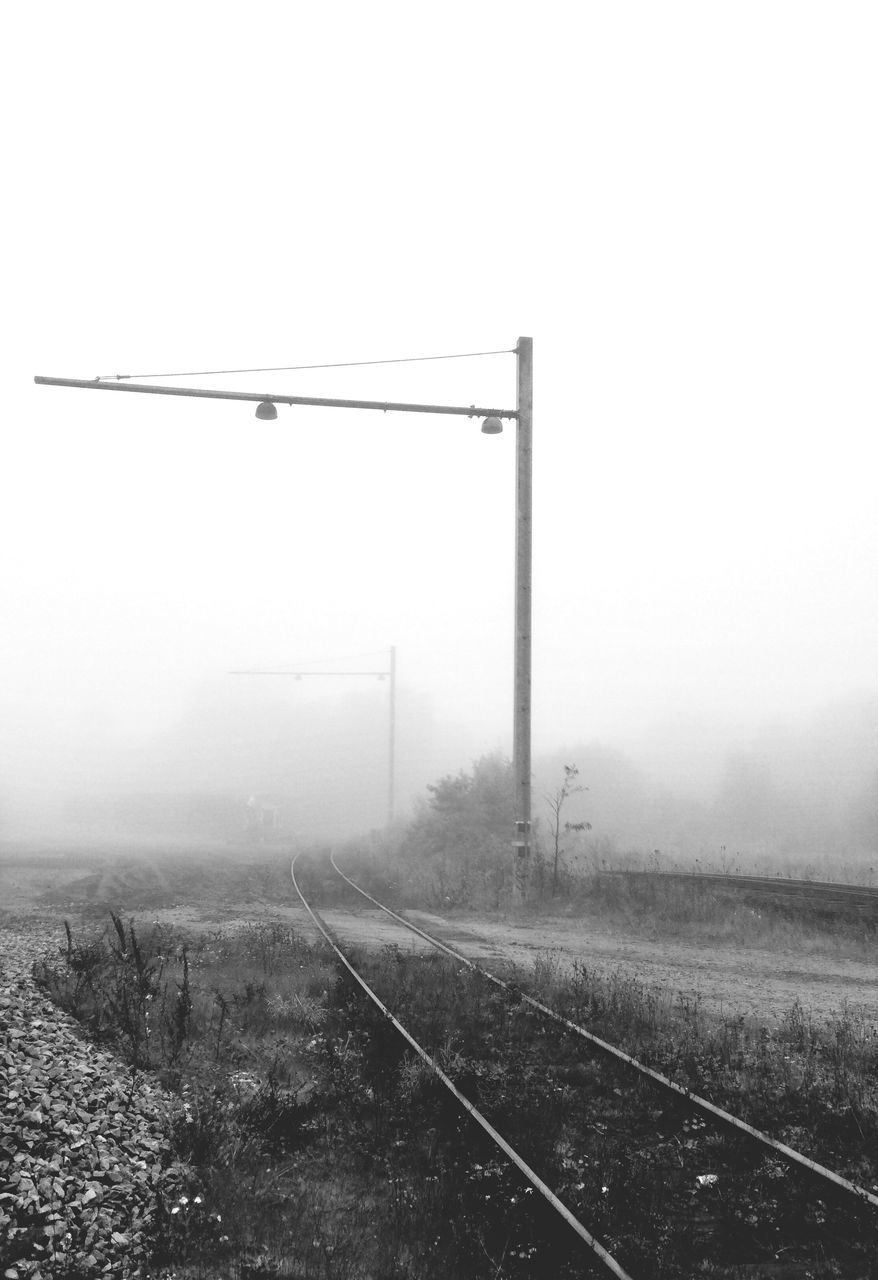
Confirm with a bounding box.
[34,376,518,420]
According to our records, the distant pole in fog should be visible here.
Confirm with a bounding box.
[231,650,397,828]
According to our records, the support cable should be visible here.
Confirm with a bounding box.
[96,348,516,383]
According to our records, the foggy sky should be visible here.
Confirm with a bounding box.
[3,4,877,836]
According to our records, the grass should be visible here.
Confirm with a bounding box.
[342,832,878,962]
[531,950,878,1173]
[29,901,878,1279]
[578,868,878,959]
[0,840,308,928]
[8,839,876,1274]
[29,918,427,1273]
[7,836,873,962]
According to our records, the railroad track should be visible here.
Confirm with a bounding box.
[292,851,878,1279]
[603,870,878,916]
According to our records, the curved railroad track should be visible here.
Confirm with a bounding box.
[292,850,878,1278]
[292,852,633,1280]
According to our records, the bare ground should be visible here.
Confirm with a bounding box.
[136,899,877,1029]
[3,841,874,1030]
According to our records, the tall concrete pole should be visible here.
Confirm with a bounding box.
[513,337,533,897]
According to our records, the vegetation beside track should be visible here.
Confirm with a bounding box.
[30,899,878,1279]
[333,753,877,961]
[7,746,877,1276]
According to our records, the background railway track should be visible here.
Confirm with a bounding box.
[601,870,878,919]
[293,851,878,1278]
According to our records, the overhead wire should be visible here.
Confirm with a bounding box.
[236,650,389,671]
[96,349,516,383]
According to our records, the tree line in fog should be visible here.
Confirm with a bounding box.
[1,687,875,877]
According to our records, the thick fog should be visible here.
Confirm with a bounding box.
[3,6,876,864]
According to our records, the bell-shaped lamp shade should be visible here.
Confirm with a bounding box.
[480,416,503,435]
[255,401,278,421]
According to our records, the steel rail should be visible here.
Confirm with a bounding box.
[603,870,878,905]
[290,853,634,1280]
[329,852,878,1214]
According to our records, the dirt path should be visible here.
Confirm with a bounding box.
[314,907,878,1028]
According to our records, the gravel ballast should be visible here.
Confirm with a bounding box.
[0,928,189,1279]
